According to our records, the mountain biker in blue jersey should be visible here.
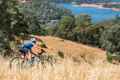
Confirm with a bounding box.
[19,38,36,62]
[18,35,47,64]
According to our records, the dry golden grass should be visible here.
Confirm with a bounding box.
[0,36,119,80]
[0,57,120,80]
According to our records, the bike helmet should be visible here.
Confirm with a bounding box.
[31,38,36,43]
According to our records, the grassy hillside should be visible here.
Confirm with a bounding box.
[1,36,120,80]
[41,36,106,63]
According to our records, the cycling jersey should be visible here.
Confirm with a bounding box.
[19,39,36,55]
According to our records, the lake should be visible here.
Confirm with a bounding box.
[61,3,120,23]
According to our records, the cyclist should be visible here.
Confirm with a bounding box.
[19,35,48,63]
[19,38,36,63]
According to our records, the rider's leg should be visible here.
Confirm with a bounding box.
[23,48,29,61]
[26,50,32,61]
[26,50,34,65]
[19,48,27,62]
[20,54,25,62]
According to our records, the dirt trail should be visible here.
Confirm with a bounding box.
[40,36,106,62]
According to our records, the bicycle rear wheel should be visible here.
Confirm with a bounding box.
[39,54,57,66]
[9,57,22,69]
[47,55,57,66]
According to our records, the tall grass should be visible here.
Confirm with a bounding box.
[0,57,120,80]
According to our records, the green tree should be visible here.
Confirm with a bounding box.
[55,16,75,39]
[0,0,29,36]
[75,14,92,32]
[100,24,120,53]
[0,0,29,56]
[72,14,92,42]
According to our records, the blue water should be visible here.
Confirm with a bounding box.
[62,3,120,23]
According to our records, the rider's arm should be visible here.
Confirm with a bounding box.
[38,40,47,48]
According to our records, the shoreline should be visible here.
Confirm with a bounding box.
[72,3,120,11]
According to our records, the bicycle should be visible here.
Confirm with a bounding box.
[9,51,57,69]
[9,52,40,69]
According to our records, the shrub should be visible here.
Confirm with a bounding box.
[73,26,105,46]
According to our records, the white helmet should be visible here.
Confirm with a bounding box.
[31,38,36,43]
